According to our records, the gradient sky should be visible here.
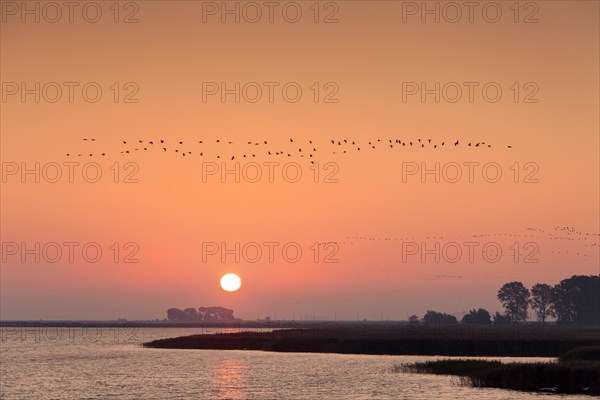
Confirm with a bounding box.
[1,1,599,321]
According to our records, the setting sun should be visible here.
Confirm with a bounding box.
[220,273,242,292]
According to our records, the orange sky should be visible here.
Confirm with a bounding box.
[1,1,599,320]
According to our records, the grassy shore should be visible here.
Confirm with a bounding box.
[399,357,600,395]
[143,324,600,357]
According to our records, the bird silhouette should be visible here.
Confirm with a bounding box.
[73,135,511,162]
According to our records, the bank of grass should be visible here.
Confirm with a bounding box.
[395,359,504,375]
[143,325,600,357]
[399,348,600,395]
[560,346,600,361]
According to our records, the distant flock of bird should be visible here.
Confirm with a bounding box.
[65,137,514,162]
[336,226,599,260]
[61,140,597,260]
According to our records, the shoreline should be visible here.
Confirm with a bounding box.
[143,326,600,357]
[399,357,600,395]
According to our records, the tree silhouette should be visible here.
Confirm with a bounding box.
[552,275,600,325]
[184,308,199,321]
[492,311,511,325]
[167,308,185,321]
[422,310,457,325]
[497,282,530,323]
[529,283,555,323]
[166,306,237,322]
[462,308,491,324]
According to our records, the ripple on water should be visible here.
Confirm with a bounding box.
[0,328,584,400]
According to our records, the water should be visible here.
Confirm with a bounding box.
[0,328,589,399]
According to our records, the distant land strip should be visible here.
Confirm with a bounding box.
[143,326,600,357]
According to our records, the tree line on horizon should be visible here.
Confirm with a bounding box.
[166,306,239,322]
[412,275,599,326]
[163,275,598,325]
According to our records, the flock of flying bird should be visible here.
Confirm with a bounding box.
[335,226,599,260]
[62,140,598,260]
[308,226,599,281]
[66,137,514,161]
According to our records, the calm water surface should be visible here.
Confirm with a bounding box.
[0,328,589,399]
